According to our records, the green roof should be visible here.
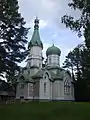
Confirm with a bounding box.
[32,69,63,81]
[28,17,43,49]
[49,70,63,80]
[18,68,34,83]
[46,44,61,56]
[32,70,43,79]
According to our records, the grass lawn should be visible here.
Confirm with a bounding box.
[0,101,90,120]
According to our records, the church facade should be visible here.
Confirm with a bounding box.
[16,18,74,101]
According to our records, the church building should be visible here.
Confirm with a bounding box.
[16,18,74,101]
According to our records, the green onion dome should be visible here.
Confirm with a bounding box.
[46,44,61,56]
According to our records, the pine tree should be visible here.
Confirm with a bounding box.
[63,44,90,101]
[0,0,29,82]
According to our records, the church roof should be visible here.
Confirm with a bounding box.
[18,66,65,82]
[32,69,43,79]
[46,44,61,56]
[28,17,43,49]
[32,68,63,81]
[18,75,33,83]
[49,70,63,80]
[17,68,34,83]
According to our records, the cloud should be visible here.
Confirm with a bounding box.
[18,0,83,68]
[43,43,50,59]
[39,20,48,29]
[24,19,48,31]
[18,0,81,28]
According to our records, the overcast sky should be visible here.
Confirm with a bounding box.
[18,0,84,67]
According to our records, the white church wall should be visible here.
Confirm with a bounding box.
[39,78,43,99]
[16,82,29,100]
[16,83,20,99]
[24,83,28,99]
[52,80,64,100]
[63,72,75,101]
[28,83,33,99]
[39,79,50,100]
[47,55,60,66]
[33,80,40,99]
[30,46,42,56]
[28,46,43,68]
[16,82,35,100]
[39,72,52,100]
[71,83,74,100]
[32,59,42,68]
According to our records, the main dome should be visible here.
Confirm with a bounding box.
[46,44,61,56]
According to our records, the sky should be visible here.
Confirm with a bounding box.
[18,0,84,67]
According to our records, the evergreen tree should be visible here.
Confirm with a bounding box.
[0,0,29,82]
[63,44,90,101]
[62,0,90,44]
[62,0,90,101]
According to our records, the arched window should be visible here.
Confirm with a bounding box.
[67,82,70,94]
[64,79,71,95]
[20,76,24,82]
[20,76,25,89]
[20,83,24,89]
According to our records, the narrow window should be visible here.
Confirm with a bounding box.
[28,70,30,74]
[44,82,46,93]
[64,80,67,94]
[20,84,24,89]
[49,57,51,64]
[45,76,46,79]
[58,56,59,65]
[39,63,41,68]
[28,62,31,68]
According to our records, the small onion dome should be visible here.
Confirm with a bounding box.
[46,44,61,56]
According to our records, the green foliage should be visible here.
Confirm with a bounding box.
[63,44,84,74]
[0,0,29,82]
[63,44,90,101]
[62,0,90,47]
[62,0,90,101]
[0,79,13,91]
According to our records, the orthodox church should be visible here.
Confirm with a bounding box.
[16,18,74,101]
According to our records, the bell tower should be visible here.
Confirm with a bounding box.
[27,17,43,76]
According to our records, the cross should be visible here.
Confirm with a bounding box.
[52,40,55,45]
